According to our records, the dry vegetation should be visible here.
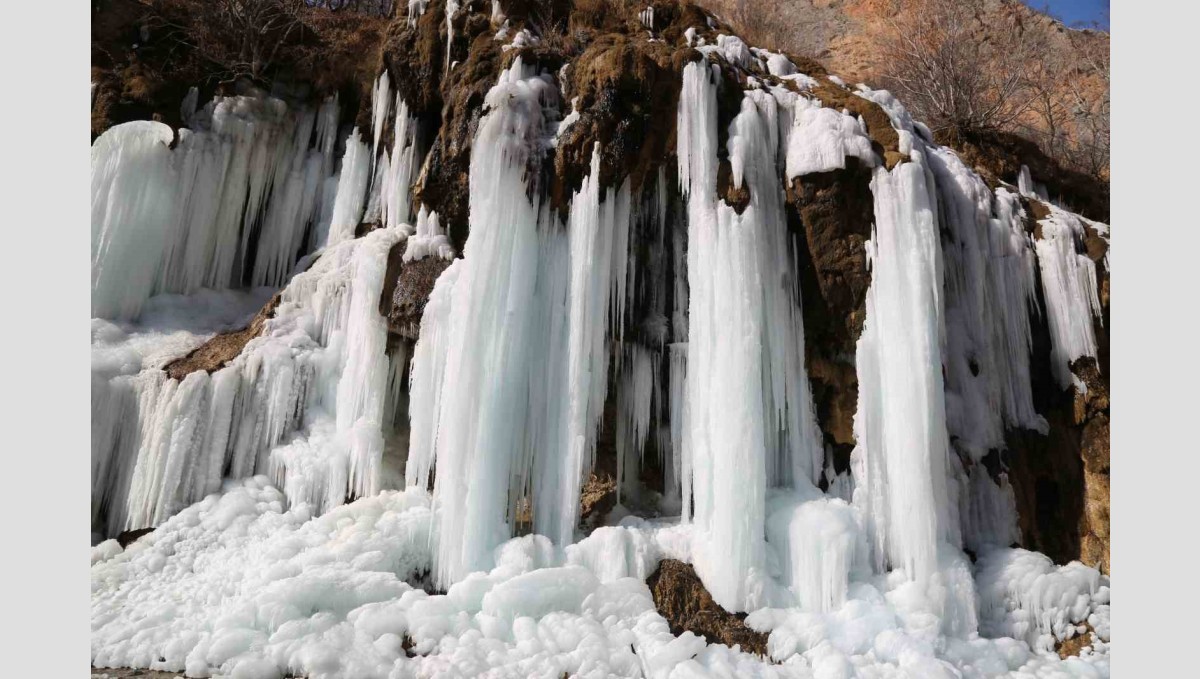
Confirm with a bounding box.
[91,0,393,135]
[707,0,1109,186]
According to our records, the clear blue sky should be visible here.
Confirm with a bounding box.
[1023,0,1111,30]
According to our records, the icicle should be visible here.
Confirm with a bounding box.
[324,128,373,247]
[445,1,460,76]
[675,62,822,612]
[850,147,957,588]
[371,71,391,166]
[536,145,631,548]
[639,6,655,30]
[408,0,428,28]
[92,228,406,536]
[1033,205,1104,389]
[92,94,341,320]
[383,97,424,230]
[615,344,658,503]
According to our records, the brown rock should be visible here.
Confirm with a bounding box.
[646,559,769,656]
[163,292,282,381]
[787,160,875,478]
[385,256,454,341]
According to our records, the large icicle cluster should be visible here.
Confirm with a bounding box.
[406,58,636,587]
[1033,204,1106,388]
[92,94,341,320]
[92,228,406,537]
[676,60,827,612]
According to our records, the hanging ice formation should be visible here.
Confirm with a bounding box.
[675,61,823,612]
[92,93,342,321]
[404,57,636,588]
[92,227,405,536]
[91,74,431,538]
[1033,204,1106,388]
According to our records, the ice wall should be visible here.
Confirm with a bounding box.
[848,116,958,589]
[92,94,341,320]
[92,228,405,536]
[1033,205,1105,388]
[676,62,822,612]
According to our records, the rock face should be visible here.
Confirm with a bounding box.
[385,256,454,341]
[646,559,769,656]
[787,160,875,478]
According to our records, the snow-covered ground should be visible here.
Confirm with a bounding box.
[92,480,1108,678]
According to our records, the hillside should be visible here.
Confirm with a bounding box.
[90,1,1111,677]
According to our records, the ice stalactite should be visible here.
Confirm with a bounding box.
[324,128,374,247]
[384,97,426,231]
[676,62,822,612]
[540,147,632,547]
[933,147,1046,459]
[615,344,658,503]
[371,71,391,166]
[849,116,961,599]
[92,95,341,320]
[1033,205,1105,389]
[407,0,428,28]
[416,57,568,587]
[92,228,406,536]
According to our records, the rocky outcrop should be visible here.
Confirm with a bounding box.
[646,559,769,655]
[163,292,282,381]
[787,159,875,480]
[385,255,454,341]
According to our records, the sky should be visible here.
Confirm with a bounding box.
[1024,0,1111,30]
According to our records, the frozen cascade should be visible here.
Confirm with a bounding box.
[848,100,968,631]
[324,128,374,247]
[407,58,634,587]
[1033,204,1105,388]
[92,94,341,320]
[92,228,406,536]
[676,61,823,612]
[615,344,659,503]
[932,147,1046,458]
[404,259,463,491]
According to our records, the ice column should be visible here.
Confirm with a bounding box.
[1033,205,1105,388]
[92,95,341,320]
[420,58,565,586]
[676,61,822,612]
[851,142,958,586]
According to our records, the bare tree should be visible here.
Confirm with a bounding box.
[153,0,309,82]
[1065,29,1110,179]
[872,0,1035,134]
